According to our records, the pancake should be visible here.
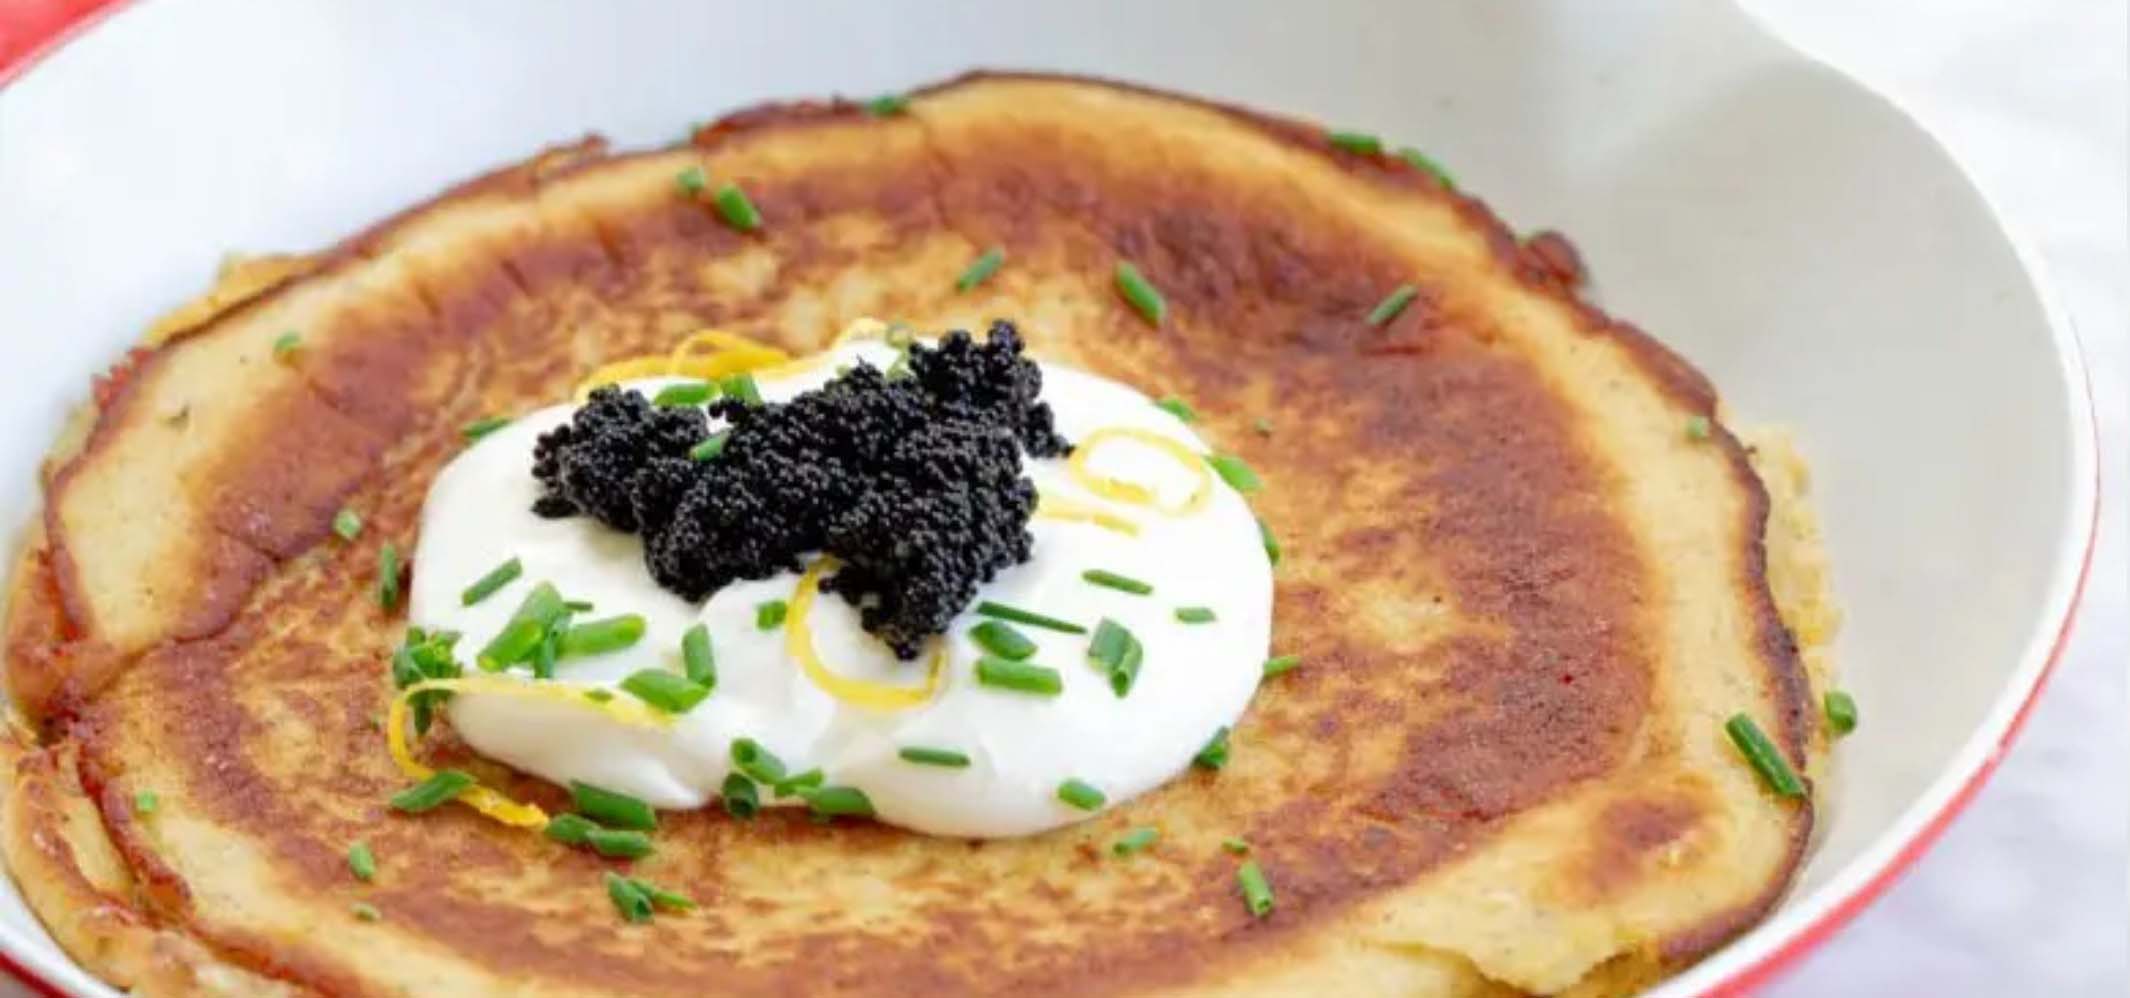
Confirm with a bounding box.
[1,73,1834,996]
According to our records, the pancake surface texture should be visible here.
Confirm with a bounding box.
[2,74,1832,997]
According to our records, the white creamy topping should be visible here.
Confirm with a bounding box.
[408,340,1272,837]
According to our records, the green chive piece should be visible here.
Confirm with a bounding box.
[570,780,658,831]
[348,842,376,882]
[676,165,707,196]
[376,542,403,610]
[1253,417,1274,437]
[459,556,523,606]
[543,813,597,845]
[1193,726,1231,771]
[1327,130,1382,155]
[1262,654,1301,678]
[1825,690,1859,736]
[1396,146,1456,189]
[1056,778,1106,811]
[1222,837,1250,855]
[1205,454,1263,494]
[605,871,654,923]
[1258,517,1282,566]
[713,183,762,232]
[681,624,716,688]
[975,656,1063,696]
[771,768,823,798]
[721,773,760,819]
[476,582,565,670]
[720,372,763,406]
[1113,827,1159,856]
[1725,713,1806,798]
[956,246,1006,292]
[800,785,875,818]
[755,599,787,630]
[1175,606,1217,624]
[532,611,567,680]
[133,790,158,815]
[331,508,363,542]
[1237,860,1275,917]
[975,601,1087,634]
[585,827,656,859]
[731,738,788,785]
[620,669,711,714]
[272,331,301,360]
[1087,618,1145,698]
[689,432,729,462]
[584,689,615,703]
[1367,283,1419,327]
[898,746,972,768]
[560,614,646,658]
[1685,415,1712,441]
[1082,568,1153,596]
[1153,396,1198,423]
[651,380,714,407]
[969,620,1037,661]
[462,416,510,441]
[863,93,909,117]
[1115,261,1166,326]
[389,769,474,813]
[632,877,697,911]
[351,901,382,922]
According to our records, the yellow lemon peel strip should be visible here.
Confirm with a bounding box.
[572,327,794,399]
[1066,427,1214,516]
[786,558,946,711]
[1035,494,1142,536]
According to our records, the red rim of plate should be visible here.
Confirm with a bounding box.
[0,3,2107,996]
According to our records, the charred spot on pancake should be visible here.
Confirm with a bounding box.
[530,320,1069,658]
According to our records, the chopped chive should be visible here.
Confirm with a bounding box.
[605,871,654,923]
[560,614,646,658]
[1825,690,1859,736]
[389,769,474,813]
[1685,415,1712,441]
[583,689,615,703]
[1725,713,1806,798]
[730,738,788,785]
[1193,726,1231,770]
[1262,654,1301,678]
[1087,618,1145,698]
[1367,283,1419,327]
[1326,130,1382,155]
[347,841,376,882]
[1113,827,1159,856]
[720,372,763,406]
[1082,569,1153,596]
[331,508,363,542]
[898,746,972,768]
[713,183,761,232]
[543,813,597,845]
[681,624,716,688]
[1258,517,1282,566]
[620,669,711,714]
[651,380,714,407]
[1153,396,1199,423]
[1237,860,1275,917]
[1222,837,1250,855]
[1055,778,1106,811]
[771,768,823,798]
[1175,606,1217,624]
[1205,454,1263,493]
[969,620,1037,661]
[956,246,1006,292]
[133,790,158,815]
[721,773,760,819]
[1396,146,1456,189]
[975,601,1086,634]
[1114,261,1166,326]
[800,785,875,818]
[461,416,511,441]
[585,827,656,859]
[459,556,523,606]
[689,432,729,462]
[1253,417,1274,436]
[570,780,658,831]
[351,901,382,922]
[975,656,1063,696]
[675,165,707,196]
[631,877,696,911]
[376,542,403,610]
[755,599,787,630]
[271,331,301,360]
[532,613,565,680]
[863,93,910,117]
[476,582,565,670]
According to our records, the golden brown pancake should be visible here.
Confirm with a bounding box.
[1,73,1835,996]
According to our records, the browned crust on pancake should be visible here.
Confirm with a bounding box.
[10,71,1815,996]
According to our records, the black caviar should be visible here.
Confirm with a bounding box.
[531,321,1070,658]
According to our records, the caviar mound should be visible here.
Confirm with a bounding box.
[532,321,1069,658]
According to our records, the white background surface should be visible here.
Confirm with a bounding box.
[1748,1,2128,995]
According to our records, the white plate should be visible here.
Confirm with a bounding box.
[0,1,2098,995]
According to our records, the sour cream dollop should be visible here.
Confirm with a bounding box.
[408,338,1272,837]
